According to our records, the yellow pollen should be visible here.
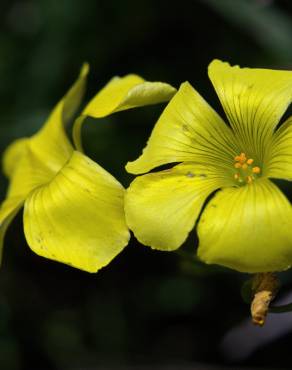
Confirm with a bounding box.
[234,173,240,180]
[247,158,254,165]
[241,163,248,170]
[234,162,242,169]
[246,176,253,184]
[252,166,261,174]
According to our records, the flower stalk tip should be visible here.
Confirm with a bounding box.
[250,272,280,326]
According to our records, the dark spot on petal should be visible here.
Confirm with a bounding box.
[186,171,195,178]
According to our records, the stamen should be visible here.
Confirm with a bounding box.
[234,152,247,163]
[252,166,261,174]
[233,153,261,185]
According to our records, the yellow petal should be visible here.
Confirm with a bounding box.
[23,151,130,273]
[265,117,292,180]
[125,163,233,251]
[0,64,90,268]
[197,178,292,273]
[30,63,89,173]
[2,138,29,178]
[3,64,89,201]
[6,146,54,199]
[208,59,292,164]
[73,74,176,151]
[126,82,239,175]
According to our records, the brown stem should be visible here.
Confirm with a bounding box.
[250,272,279,326]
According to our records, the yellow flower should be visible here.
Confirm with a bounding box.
[125,59,292,273]
[0,65,176,272]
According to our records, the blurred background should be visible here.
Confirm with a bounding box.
[1,0,292,369]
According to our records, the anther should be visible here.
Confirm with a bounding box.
[246,176,253,184]
[242,163,248,170]
[234,153,247,163]
[233,153,261,185]
[252,166,261,174]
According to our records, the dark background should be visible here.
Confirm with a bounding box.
[1,0,292,369]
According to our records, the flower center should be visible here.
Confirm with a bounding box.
[233,152,261,184]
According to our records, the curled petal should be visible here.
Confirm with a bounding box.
[23,151,130,273]
[197,179,292,273]
[2,138,29,178]
[30,63,89,172]
[125,163,233,250]
[3,64,89,201]
[6,145,55,199]
[73,74,176,151]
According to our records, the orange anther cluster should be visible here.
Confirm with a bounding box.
[252,166,261,174]
[233,152,261,185]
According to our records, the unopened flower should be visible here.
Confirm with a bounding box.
[125,59,292,273]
